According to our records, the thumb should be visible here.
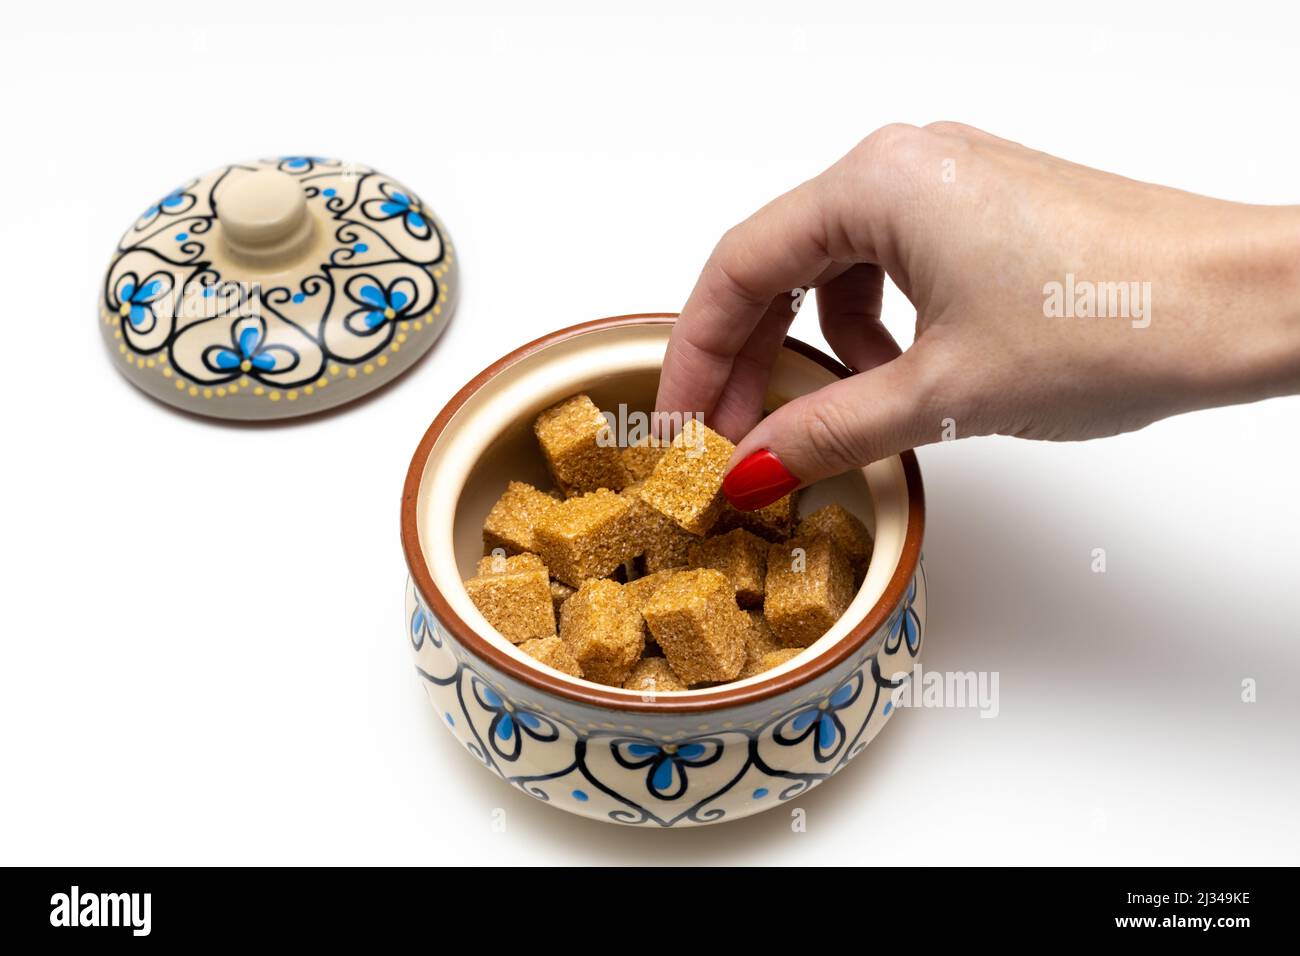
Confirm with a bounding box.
[720,350,942,511]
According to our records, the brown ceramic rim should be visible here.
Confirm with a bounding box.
[400,313,925,713]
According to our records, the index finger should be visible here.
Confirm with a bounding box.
[655,165,868,425]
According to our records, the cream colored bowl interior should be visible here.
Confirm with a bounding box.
[415,322,912,696]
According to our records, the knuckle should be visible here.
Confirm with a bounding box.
[706,229,765,307]
[713,255,764,308]
[864,122,921,151]
[848,123,928,181]
[922,120,971,138]
[717,222,745,250]
[799,401,864,472]
[711,225,743,267]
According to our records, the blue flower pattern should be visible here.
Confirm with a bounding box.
[409,603,441,651]
[472,679,560,762]
[885,576,921,655]
[358,284,408,329]
[342,275,419,336]
[381,191,425,230]
[117,277,167,328]
[362,183,434,240]
[612,739,721,800]
[211,325,278,373]
[199,318,299,382]
[773,674,862,763]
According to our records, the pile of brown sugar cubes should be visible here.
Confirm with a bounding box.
[463,393,874,694]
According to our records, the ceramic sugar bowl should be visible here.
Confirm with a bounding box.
[99,157,457,420]
[401,315,927,827]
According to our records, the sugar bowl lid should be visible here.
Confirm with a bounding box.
[99,157,457,420]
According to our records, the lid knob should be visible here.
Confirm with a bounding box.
[219,169,315,265]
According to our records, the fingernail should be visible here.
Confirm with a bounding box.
[723,449,801,512]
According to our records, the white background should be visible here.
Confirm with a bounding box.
[2,0,1297,865]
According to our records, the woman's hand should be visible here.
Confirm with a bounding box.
[655,122,1300,510]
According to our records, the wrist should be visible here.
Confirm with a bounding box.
[1190,203,1300,406]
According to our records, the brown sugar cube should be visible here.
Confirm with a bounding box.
[464,562,556,644]
[635,418,734,535]
[558,579,644,685]
[740,647,804,679]
[714,490,799,541]
[518,636,584,678]
[743,609,781,665]
[764,534,854,648]
[624,569,676,610]
[549,579,575,615]
[482,482,562,556]
[476,551,545,576]
[641,569,747,684]
[625,483,694,572]
[623,569,677,644]
[477,553,577,615]
[641,525,695,572]
[533,394,629,495]
[687,528,768,607]
[798,503,874,579]
[622,657,687,694]
[620,436,666,483]
[534,489,640,587]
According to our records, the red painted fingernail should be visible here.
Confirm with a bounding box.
[723,449,801,512]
